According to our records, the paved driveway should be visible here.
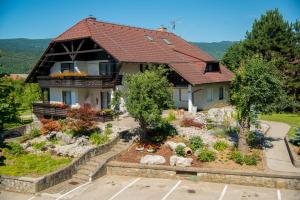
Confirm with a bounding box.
[1,175,299,200]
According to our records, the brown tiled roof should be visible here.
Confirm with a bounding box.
[53,18,234,85]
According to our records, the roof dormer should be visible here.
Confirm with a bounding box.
[205,61,220,73]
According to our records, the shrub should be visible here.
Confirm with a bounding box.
[149,120,177,143]
[290,127,300,146]
[32,141,46,150]
[89,131,109,145]
[198,149,216,162]
[181,118,204,129]
[41,119,61,135]
[213,140,229,151]
[105,123,113,129]
[189,136,204,151]
[244,154,257,165]
[228,150,244,165]
[165,112,176,123]
[104,127,112,135]
[30,128,41,138]
[66,104,96,134]
[247,131,264,148]
[7,142,24,155]
[175,145,185,157]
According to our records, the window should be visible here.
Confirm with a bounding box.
[179,88,188,102]
[207,88,213,102]
[219,87,224,100]
[62,91,72,105]
[205,62,219,72]
[99,63,115,75]
[100,91,111,109]
[144,35,153,41]
[61,63,74,73]
[162,38,172,45]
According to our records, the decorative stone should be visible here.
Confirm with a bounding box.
[166,141,186,151]
[140,155,166,165]
[56,132,75,144]
[169,155,193,167]
[184,147,193,156]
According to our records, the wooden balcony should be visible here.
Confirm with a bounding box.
[32,102,113,122]
[37,75,115,88]
[33,102,69,117]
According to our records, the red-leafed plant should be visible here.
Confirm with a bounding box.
[40,119,62,135]
[66,104,96,134]
[180,118,204,129]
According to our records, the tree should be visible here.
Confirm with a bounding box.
[231,57,285,153]
[223,9,300,112]
[0,77,19,130]
[124,66,173,134]
[222,42,250,71]
[21,83,41,111]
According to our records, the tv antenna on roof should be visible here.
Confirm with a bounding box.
[170,19,181,32]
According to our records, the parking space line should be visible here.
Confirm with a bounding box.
[218,185,228,200]
[107,177,141,200]
[27,196,35,200]
[277,189,281,200]
[55,181,91,200]
[161,180,182,200]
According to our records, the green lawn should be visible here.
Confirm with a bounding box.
[260,113,300,138]
[0,153,72,177]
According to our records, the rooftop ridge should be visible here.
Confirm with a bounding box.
[87,18,173,35]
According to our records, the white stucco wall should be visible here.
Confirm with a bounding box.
[50,60,105,75]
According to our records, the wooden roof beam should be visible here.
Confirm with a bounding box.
[45,48,104,57]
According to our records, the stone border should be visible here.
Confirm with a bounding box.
[285,136,300,168]
[107,161,300,190]
[0,132,122,193]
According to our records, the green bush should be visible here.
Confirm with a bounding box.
[104,127,113,135]
[244,154,257,165]
[30,128,41,138]
[290,127,300,146]
[31,141,46,150]
[175,145,185,157]
[198,149,216,162]
[149,120,177,143]
[228,150,244,165]
[90,131,109,145]
[105,123,113,129]
[165,113,176,123]
[7,142,24,155]
[213,140,229,151]
[189,136,204,151]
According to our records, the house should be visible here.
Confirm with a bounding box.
[25,17,234,118]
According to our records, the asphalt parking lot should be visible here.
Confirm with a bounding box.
[1,175,299,200]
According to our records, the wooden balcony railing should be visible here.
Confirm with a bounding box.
[32,102,113,122]
[33,102,69,117]
[37,75,116,88]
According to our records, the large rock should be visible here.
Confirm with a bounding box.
[170,155,193,167]
[165,141,186,151]
[56,132,75,144]
[140,155,166,165]
[75,136,89,146]
[207,107,235,124]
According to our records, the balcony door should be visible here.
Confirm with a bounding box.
[62,91,72,105]
[99,63,115,76]
[100,91,111,109]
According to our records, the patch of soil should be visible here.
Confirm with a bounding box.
[116,137,264,172]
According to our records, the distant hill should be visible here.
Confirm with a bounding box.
[0,38,51,74]
[191,41,238,60]
[0,38,236,74]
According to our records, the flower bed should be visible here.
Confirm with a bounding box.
[116,135,264,172]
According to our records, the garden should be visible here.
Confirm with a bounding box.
[0,104,116,177]
[117,109,264,171]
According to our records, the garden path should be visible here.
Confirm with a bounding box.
[263,121,300,174]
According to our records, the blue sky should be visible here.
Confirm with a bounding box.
[0,0,299,42]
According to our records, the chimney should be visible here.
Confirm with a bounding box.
[158,25,167,32]
[87,15,96,21]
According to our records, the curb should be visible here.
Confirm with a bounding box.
[284,136,300,168]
